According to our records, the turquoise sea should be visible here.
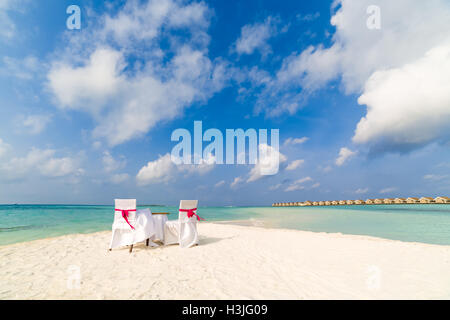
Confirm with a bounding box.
[0,204,449,246]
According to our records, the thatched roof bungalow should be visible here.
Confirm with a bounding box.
[325,201,332,206]
[304,201,312,206]
[406,197,419,204]
[420,197,434,203]
[339,200,346,205]
[346,200,354,205]
[331,200,339,205]
[365,199,376,204]
[394,198,406,204]
[354,200,364,205]
[435,196,450,203]
[374,199,384,204]
[319,201,325,206]
[383,198,395,204]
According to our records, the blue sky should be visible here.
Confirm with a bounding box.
[0,0,449,205]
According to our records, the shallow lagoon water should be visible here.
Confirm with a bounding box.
[0,204,449,246]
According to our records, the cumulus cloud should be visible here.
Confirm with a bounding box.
[136,153,216,186]
[247,144,287,182]
[1,55,40,80]
[253,0,450,152]
[335,147,356,166]
[233,16,282,57]
[102,151,126,173]
[286,159,304,171]
[0,146,83,180]
[47,0,229,146]
[353,44,450,151]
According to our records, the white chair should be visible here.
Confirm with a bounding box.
[164,200,201,248]
[109,199,155,253]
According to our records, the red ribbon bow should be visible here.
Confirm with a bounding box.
[179,208,205,221]
[115,209,136,230]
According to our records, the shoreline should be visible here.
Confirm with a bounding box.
[2,218,450,248]
[1,222,450,299]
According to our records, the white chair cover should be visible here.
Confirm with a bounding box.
[109,199,156,249]
[164,200,199,248]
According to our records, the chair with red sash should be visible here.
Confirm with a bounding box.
[109,199,140,252]
[164,200,204,248]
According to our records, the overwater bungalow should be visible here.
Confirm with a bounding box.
[435,196,450,203]
[420,197,434,204]
[374,199,384,204]
[331,200,339,205]
[383,198,395,204]
[354,200,364,205]
[394,198,406,204]
[346,200,354,205]
[339,200,346,205]
[406,197,419,204]
[312,201,319,206]
[304,201,312,206]
[325,201,332,206]
[319,201,325,206]
[365,199,376,204]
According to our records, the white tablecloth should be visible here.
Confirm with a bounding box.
[151,213,168,241]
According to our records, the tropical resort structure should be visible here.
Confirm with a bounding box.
[272,196,449,207]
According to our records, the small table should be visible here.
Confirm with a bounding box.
[151,212,169,242]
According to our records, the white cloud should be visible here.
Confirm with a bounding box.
[47,0,229,146]
[380,187,397,194]
[335,147,356,166]
[136,154,175,185]
[353,44,450,151]
[0,146,83,180]
[0,0,25,40]
[423,174,449,181]
[102,151,126,173]
[214,180,225,188]
[19,114,52,135]
[247,143,287,182]
[1,55,40,79]
[230,176,243,189]
[110,173,130,184]
[136,153,216,186]
[269,183,282,190]
[311,182,320,189]
[253,0,450,152]
[284,137,309,146]
[355,187,369,194]
[286,159,304,171]
[0,138,10,158]
[284,176,313,192]
[234,16,282,57]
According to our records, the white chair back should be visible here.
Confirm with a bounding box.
[114,199,137,229]
[178,200,199,248]
[178,200,199,222]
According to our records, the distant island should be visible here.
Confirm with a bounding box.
[273,196,450,207]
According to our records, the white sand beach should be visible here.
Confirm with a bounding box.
[1,222,450,300]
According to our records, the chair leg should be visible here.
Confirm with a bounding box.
[129,244,133,253]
